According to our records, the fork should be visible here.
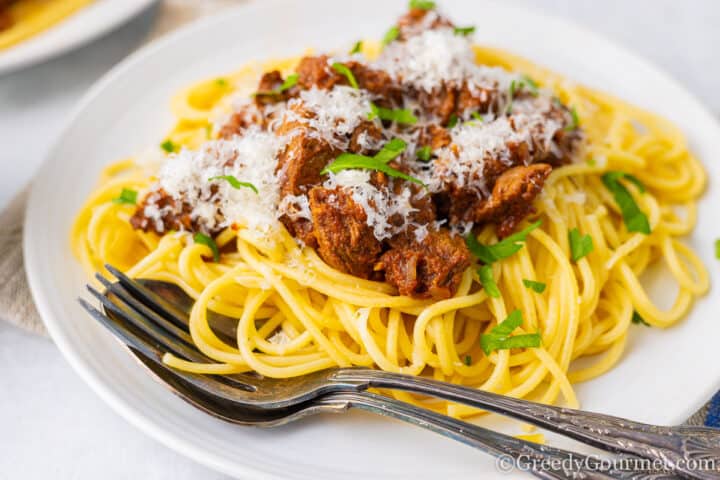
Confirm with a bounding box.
[82,298,669,480]
[80,265,720,479]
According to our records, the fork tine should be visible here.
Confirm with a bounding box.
[86,284,257,392]
[95,274,195,348]
[104,265,191,331]
[78,298,257,397]
[86,284,212,365]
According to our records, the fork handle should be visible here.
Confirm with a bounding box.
[333,391,655,480]
[333,369,720,480]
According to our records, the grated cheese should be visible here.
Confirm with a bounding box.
[152,126,284,233]
[323,170,421,241]
[284,86,373,150]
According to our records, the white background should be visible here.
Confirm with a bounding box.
[1,1,719,478]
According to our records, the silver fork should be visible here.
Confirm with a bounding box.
[80,265,720,479]
[81,296,668,480]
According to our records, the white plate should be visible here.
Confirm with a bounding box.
[0,0,156,75]
[24,0,720,478]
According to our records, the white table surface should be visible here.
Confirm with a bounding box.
[1,1,718,478]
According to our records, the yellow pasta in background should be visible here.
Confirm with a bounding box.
[0,0,94,50]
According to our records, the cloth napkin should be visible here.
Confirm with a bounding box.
[2,0,720,429]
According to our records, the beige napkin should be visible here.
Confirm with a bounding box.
[0,0,245,337]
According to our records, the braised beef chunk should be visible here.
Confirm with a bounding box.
[473,164,552,238]
[130,188,222,236]
[348,121,384,154]
[379,230,471,299]
[130,5,585,300]
[418,124,451,151]
[254,70,295,105]
[276,133,336,197]
[308,187,383,278]
[396,7,454,41]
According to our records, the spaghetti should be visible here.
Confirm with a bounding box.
[72,19,709,418]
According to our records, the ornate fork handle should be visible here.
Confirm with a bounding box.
[328,391,645,480]
[333,369,720,480]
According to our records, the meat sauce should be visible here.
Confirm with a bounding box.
[131,6,582,299]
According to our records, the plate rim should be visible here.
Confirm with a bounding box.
[23,0,720,478]
[0,0,158,75]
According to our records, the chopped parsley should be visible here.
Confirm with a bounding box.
[506,75,539,113]
[632,311,651,327]
[601,172,651,234]
[520,75,539,96]
[254,73,299,96]
[587,157,597,167]
[480,310,541,355]
[373,138,407,163]
[568,228,594,262]
[454,26,476,36]
[350,40,363,54]
[416,145,432,162]
[409,0,435,9]
[564,107,580,131]
[464,355,472,366]
[716,239,720,260]
[215,78,228,87]
[321,138,425,186]
[447,113,459,128]
[112,188,137,205]
[478,265,501,298]
[383,26,400,46]
[193,233,220,262]
[522,279,546,294]
[368,102,418,124]
[471,112,484,122]
[160,139,177,153]
[331,63,359,89]
[465,221,541,265]
[208,175,259,194]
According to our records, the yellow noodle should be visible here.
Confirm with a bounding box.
[71,46,709,418]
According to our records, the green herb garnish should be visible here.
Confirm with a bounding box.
[465,221,541,265]
[632,311,651,327]
[160,139,177,153]
[522,279,546,294]
[409,0,435,9]
[208,175,259,194]
[471,112,484,122]
[464,355,472,366]
[587,158,597,167]
[454,26,476,36]
[383,26,400,46]
[716,239,720,260]
[447,113,459,128]
[568,228,594,262]
[332,63,359,89]
[368,102,418,124]
[112,188,137,205]
[350,40,363,54]
[253,73,299,97]
[193,233,220,262]
[480,310,541,355]
[478,265,501,298]
[564,106,580,131]
[506,75,539,113]
[602,172,651,234]
[373,138,407,164]
[520,75,539,96]
[321,139,425,186]
[416,145,432,162]
[215,78,228,87]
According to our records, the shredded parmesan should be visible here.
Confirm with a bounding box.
[152,126,284,233]
[323,170,422,241]
[284,86,373,150]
